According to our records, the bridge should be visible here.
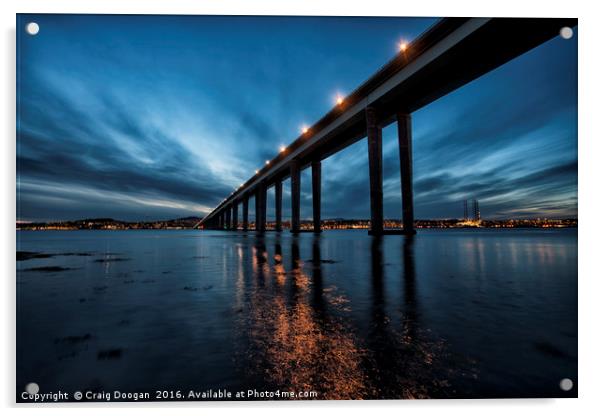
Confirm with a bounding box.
[198,17,577,235]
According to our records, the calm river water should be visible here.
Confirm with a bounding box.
[16,228,577,400]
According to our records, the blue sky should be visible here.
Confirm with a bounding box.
[17,15,577,222]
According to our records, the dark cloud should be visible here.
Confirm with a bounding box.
[17,83,232,221]
[414,174,452,194]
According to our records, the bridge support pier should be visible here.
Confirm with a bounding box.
[254,193,259,231]
[256,182,266,233]
[397,112,416,235]
[232,202,238,230]
[290,159,301,233]
[242,195,249,231]
[225,207,232,230]
[312,160,321,233]
[366,107,384,235]
[254,192,260,232]
[261,182,267,232]
[219,212,224,230]
[275,180,282,231]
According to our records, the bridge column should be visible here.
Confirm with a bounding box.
[397,112,415,234]
[242,195,249,231]
[312,159,321,233]
[366,107,384,235]
[218,212,224,229]
[232,202,238,230]
[258,182,266,232]
[290,159,301,233]
[254,185,266,233]
[225,207,232,230]
[254,191,260,231]
[275,180,282,231]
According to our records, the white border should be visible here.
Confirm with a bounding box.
[2,1,600,415]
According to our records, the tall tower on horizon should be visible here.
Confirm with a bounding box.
[472,199,480,221]
[462,199,481,221]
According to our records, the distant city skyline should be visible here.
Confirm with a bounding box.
[17,15,577,222]
[16,216,577,230]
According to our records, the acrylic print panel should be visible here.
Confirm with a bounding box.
[16,14,578,402]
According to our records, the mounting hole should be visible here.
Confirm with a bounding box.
[559,378,573,391]
[559,26,573,40]
[26,22,40,36]
[25,382,39,394]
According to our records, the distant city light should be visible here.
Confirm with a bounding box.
[255,170,259,174]
[265,160,270,165]
[336,94,344,105]
[399,42,408,52]
[301,126,309,134]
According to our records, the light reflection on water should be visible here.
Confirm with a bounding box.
[242,236,372,399]
[17,229,577,400]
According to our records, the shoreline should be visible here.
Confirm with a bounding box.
[16,226,578,231]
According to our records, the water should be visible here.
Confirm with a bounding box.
[16,228,577,400]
